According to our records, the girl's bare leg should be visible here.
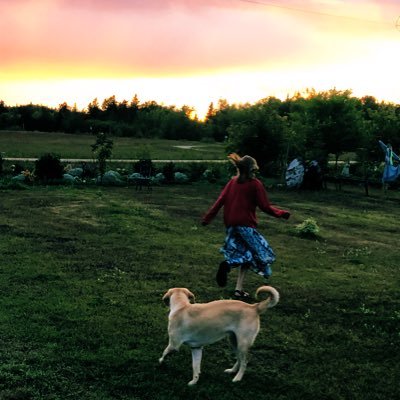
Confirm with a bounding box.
[235,264,249,291]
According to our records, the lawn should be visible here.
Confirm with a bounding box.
[0,182,399,399]
[0,131,225,160]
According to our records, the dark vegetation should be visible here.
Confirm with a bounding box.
[1,89,400,178]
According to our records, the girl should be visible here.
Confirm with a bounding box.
[202,153,290,299]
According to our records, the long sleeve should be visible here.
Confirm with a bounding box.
[202,181,230,225]
[255,180,289,219]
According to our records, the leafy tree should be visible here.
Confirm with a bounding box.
[91,132,113,181]
[0,100,7,114]
[226,103,289,175]
[304,90,366,167]
[87,98,102,120]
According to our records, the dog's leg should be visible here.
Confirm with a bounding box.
[225,332,239,374]
[225,360,239,374]
[188,347,203,386]
[232,349,248,382]
[159,343,176,364]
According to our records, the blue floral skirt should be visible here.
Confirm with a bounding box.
[220,226,276,278]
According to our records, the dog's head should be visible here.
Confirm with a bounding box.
[162,288,195,307]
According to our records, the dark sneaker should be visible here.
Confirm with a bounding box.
[216,261,230,287]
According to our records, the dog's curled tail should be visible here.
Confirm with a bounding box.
[255,286,280,314]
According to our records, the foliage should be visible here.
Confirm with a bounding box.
[0,152,3,175]
[91,132,114,180]
[295,217,320,238]
[203,167,221,183]
[34,153,64,182]
[174,172,188,183]
[1,88,400,177]
[162,162,176,183]
[181,162,208,182]
[133,159,154,177]
[11,162,25,175]
[225,102,289,175]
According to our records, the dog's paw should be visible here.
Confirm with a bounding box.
[187,378,199,386]
[232,374,243,383]
[224,368,235,374]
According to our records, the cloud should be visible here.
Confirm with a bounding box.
[0,0,397,81]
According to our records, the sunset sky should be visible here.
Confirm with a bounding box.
[0,0,399,119]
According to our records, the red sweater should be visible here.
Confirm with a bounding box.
[202,177,289,228]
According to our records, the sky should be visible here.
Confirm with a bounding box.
[0,0,399,119]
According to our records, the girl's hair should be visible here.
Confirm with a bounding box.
[228,153,259,183]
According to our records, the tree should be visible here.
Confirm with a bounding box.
[304,90,366,167]
[226,104,289,176]
[91,132,113,181]
[87,98,102,120]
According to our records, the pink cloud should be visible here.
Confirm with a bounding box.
[0,0,396,78]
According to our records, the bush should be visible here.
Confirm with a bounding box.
[35,153,64,182]
[97,170,125,186]
[12,162,25,176]
[153,173,165,184]
[162,162,175,183]
[295,218,320,238]
[185,162,207,182]
[174,172,188,183]
[0,177,28,190]
[133,159,154,177]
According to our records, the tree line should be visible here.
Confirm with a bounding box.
[1,89,399,175]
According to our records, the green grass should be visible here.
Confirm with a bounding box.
[0,131,225,160]
[0,183,399,399]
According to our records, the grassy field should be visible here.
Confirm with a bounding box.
[0,131,225,160]
[0,182,399,399]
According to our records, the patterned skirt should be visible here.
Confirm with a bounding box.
[220,226,276,278]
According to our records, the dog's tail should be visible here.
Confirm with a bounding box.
[255,286,279,314]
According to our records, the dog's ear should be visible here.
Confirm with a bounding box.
[184,288,195,303]
[162,290,171,306]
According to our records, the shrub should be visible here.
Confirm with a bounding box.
[0,177,28,190]
[97,170,124,186]
[203,163,232,183]
[185,162,207,182]
[12,162,25,175]
[174,172,188,183]
[295,218,320,238]
[202,166,222,183]
[162,162,175,183]
[133,159,154,177]
[153,173,165,184]
[35,153,64,182]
